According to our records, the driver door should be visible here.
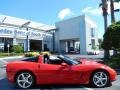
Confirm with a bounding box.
[38,62,82,84]
[58,63,82,84]
[38,63,64,84]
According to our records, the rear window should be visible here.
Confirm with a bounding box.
[22,56,38,62]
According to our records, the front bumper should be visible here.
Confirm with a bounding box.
[109,69,117,81]
[6,71,15,83]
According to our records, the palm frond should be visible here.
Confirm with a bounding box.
[99,3,103,7]
[114,0,120,2]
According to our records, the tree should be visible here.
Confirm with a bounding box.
[111,0,120,56]
[100,0,110,59]
[109,0,120,23]
[110,0,115,23]
[102,21,120,55]
[100,0,120,57]
[114,0,120,13]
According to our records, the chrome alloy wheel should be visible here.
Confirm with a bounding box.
[93,71,108,87]
[17,72,33,89]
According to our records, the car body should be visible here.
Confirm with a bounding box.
[87,50,100,55]
[6,55,117,89]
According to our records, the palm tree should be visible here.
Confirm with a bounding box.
[114,0,120,13]
[110,0,120,56]
[100,0,120,58]
[110,0,115,23]
[100,0,108,32]
[109,0,120,23]
[100,0,110,59]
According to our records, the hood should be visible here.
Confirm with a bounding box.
[79,59,101,65]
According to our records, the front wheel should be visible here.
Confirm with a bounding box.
[16,72,35,89]
[90,71,110,88]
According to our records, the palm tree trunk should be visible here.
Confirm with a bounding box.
[101,0,110,59]
[103,14,110,59]
[104,14,107,33]
[110,0,115,23]
[110,0,117,56]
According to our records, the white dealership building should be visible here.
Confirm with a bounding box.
[0,15,54,52]
[55,15,98,54]
[0,14,98,54]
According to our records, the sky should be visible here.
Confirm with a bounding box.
[0,0,120,38]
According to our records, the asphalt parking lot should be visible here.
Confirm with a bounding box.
[0,53,120,90]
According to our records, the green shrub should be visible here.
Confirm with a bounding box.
[11,45,23,53]
[0,53,24,57]
[0,53,8,57]
[105,55,120,69]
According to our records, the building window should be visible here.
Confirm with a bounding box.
[91,39,95,49]
[91,28,95,37]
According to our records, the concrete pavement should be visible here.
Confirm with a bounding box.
[0,54,120,90]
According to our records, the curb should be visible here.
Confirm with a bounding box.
[0,56,24,60]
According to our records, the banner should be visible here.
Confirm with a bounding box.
[0,27,52,40]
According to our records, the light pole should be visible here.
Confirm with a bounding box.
[51,29,55,52]
[20,21,31,52]
[7,44,10,56]
[46,29,56,53]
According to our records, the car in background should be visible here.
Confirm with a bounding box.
[6,55,116,89]
[87,50,100,55]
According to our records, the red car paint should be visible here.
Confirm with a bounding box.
[6,55,117,85]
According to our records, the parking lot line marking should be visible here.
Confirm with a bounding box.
[0,59,8,64]
[84,87,94,90]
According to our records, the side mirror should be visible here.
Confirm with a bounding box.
[61,63,68,67]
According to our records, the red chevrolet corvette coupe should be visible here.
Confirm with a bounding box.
[6,55,117,89]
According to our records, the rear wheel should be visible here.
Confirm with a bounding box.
[90,71,110,88]
[16,72,35,89]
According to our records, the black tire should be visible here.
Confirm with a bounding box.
[90,70,110,88]
[16,72,35,89]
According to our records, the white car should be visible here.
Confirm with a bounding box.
[87,50,100,55]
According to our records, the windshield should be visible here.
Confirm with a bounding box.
[57,55,80,65]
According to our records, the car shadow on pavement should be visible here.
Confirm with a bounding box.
[0,78,16,90]
[33,84,85,90]
[0,77,112,90]
[0,78,88,90]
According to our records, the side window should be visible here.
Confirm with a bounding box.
[91,28,95,37]
[49,59,63,65]
[43,55,63,65]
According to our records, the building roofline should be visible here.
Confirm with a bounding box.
[84,15,97,28]
[55,15,85,24]
[0,22,56,32]
[55,15,97,28]
[0,14,55,31]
